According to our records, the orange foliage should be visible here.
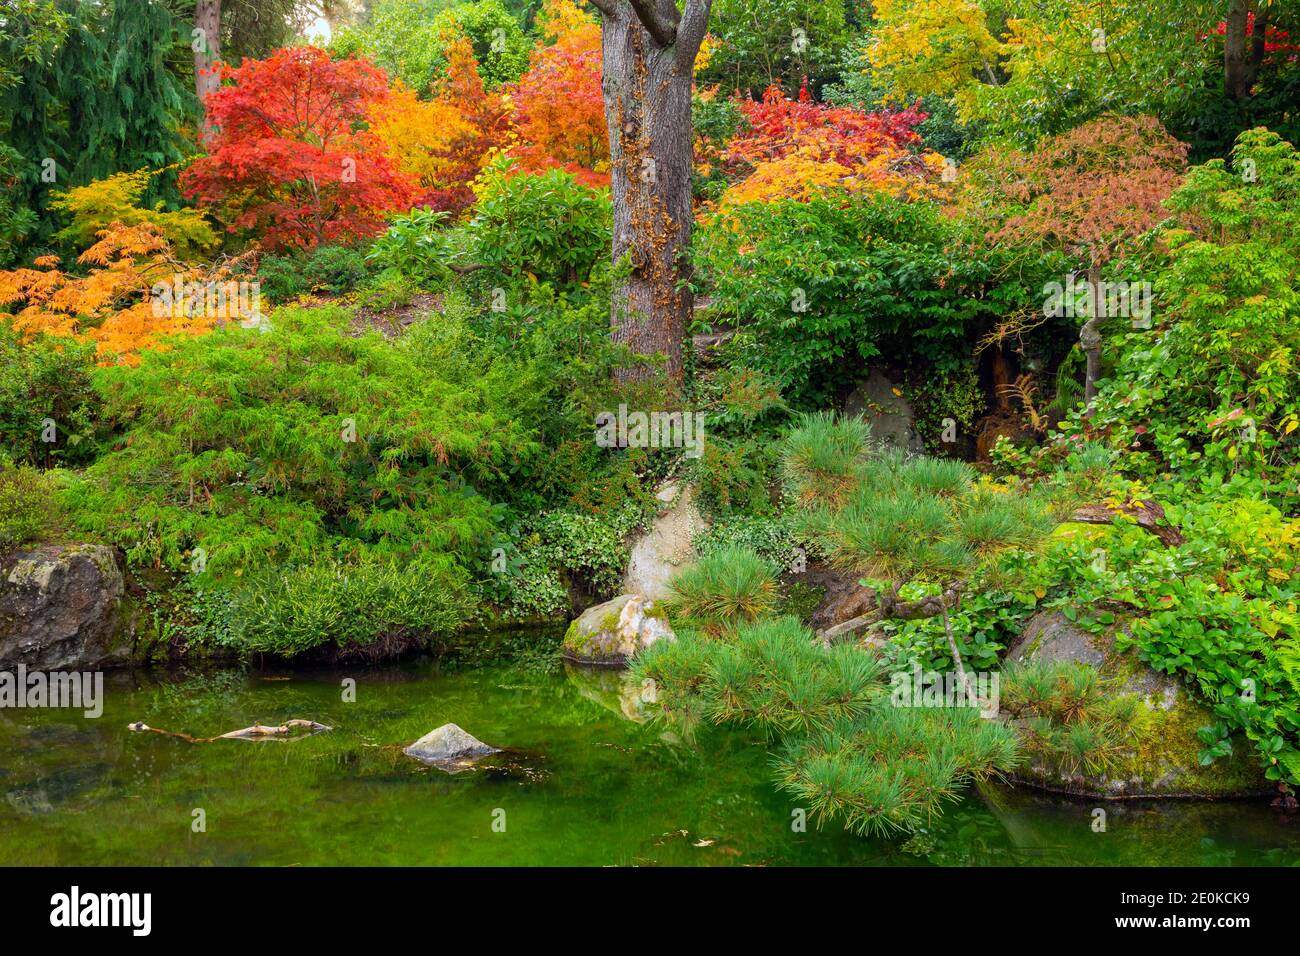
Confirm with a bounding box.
[716,82,944,208]
[0,224,244,365]
[370,34,511,213]
[507,0,609,186]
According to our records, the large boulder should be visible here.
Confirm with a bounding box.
[1003,611,1267,798]
[0,544,129,670]
[562,593,675,667]
[623,482,706,602]
[843,369,925,454]
[404,723,500,772]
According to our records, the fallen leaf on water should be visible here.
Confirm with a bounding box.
[693,839,715,847]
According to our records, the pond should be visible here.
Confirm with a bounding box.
[2,631,1298,867]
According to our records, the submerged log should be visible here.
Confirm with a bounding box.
[128,718,332,743]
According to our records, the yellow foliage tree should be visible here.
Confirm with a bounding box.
[49,167,218,261]
[866,0,1007,119]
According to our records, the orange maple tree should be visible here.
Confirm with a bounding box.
[507,0,609,186]
[0,224,244,365]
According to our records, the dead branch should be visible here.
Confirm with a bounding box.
[1069,499,1184,547]
[128,718,332,743]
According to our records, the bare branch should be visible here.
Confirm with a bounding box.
[628,0,679,47]
[675,0,713,68]
[587,0,620,17]
[817,583,966,643]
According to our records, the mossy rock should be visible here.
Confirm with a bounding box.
[0,543,135,669]
[1004,611,1267,798]
[562,593,675,667]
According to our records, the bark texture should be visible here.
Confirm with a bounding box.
[596,0,710,385]
[193,0,221,142]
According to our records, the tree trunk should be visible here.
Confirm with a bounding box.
[1246,10,1270,92]
[1224,0,1251,101]
[193,0,221,142]
[1080,261,1103,408]
[598,1,707,385]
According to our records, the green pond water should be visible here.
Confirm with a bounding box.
[3,631,1298,867]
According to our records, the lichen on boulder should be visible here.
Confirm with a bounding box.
[1003,611,1267,798]
[562,593,675,667]
[0,544,130,670]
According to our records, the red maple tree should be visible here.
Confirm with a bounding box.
[182,47,419,251]
[989,115,1188,405]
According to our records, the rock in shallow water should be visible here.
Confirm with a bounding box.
[562,593,675,666]
[403,723,500,771]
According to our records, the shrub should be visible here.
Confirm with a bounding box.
[0,326,100,466]
[366,208,454,284]
[0,465,61,549]
[258,244,374,304]
[633,618,1019,837]
[468,162,611,288]
[57,305,540,586]
[223,556,471,660]
[666,546,780,631]
[695,192,993,405]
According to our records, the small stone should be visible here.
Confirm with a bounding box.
[404,723,500,769]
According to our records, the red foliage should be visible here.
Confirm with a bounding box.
[726,80,929,171]
[182,47,419,251]
[1208,12,1300,58]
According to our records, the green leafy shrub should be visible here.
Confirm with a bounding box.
[478,505,645,622]
[0,326,100,466]
[366,208,453,284]
[224,556,470,660]
[52,304,563,654]
[0,465,61,549]
[258,244,374,304]
[468,162,611,288]
[692,511,811,573]
[695,192,1002,405]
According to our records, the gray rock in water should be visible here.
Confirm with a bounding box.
[404,723,500,770]
[1,544,129,669]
